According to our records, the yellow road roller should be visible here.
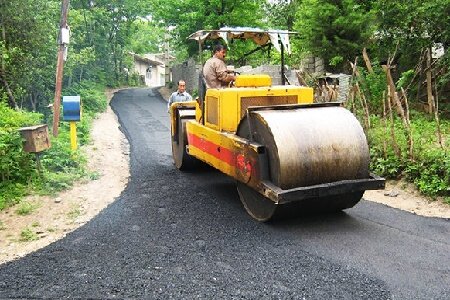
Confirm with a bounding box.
[170,28,385,221]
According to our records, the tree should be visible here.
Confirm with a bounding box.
[263,0,300,31]
[69,0,154,84]
[0,0,59,111]
[373,0,450,73]
[293,0,375,72]
[150,0,265,59]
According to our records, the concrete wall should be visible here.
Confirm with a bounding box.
[299,54,324,75]
[236,65,299,86]
[170,58,200,94]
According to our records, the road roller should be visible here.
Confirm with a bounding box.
[170,28,385,221]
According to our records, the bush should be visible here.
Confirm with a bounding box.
[0,103,42,209]
[64,81,107,114]
[368,112,450,198]
[0,82,107,210]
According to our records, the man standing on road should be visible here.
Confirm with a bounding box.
[168,80,192,112]
[203,44,236,89]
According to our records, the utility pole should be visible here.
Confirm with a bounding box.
[52,0,70,137]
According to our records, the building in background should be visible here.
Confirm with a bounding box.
[129,53,174,87]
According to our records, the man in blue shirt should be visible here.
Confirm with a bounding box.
[168,80,192,112]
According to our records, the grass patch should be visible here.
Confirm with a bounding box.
[20,227,39,242]
[368,112,449,201]
[47,227,56,232]
[0,220,5,230]
[444,197,450,206]
[67,204,82,220]
[88,171,101,180]
[0,82,107,211]
[15,201,40,216]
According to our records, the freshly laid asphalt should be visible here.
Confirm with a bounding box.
[0,87,448,299]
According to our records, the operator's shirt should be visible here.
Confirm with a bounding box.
[168,91,192,112]
[203,56,232,89]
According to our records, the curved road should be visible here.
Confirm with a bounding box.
[0,88,448,299]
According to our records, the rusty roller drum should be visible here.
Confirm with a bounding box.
[237,106,370,221]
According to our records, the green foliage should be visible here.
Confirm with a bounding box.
[262,0,300,30]
[368,114,450,198]
[405,149,449,197]
[294,0,375,72]
[67,204,82,220]
[0,83,106,210]
[0,102,42,127]
[0,0,59,111]
[373,0,450,69]
[20,227,39,242]
[150,0,265,58]
[396,69,415,89]
[65,81,107,114]
[15,201,40,216]
[0,183,27,210]
[128,19,165,54]
[0,103,42,209]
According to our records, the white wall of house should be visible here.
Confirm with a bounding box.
[131,53,166,87]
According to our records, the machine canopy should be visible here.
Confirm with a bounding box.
[187,27,296,54]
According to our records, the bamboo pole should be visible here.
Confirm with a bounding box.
[401,87,414,160]
[383,64,406,117]
[355,82,371,129]
[433,84,443,148]
[362,48,374,74]
[426,47,434,114]
[382,91,388,159]
[387,85,401,158]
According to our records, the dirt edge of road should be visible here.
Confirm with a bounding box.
[0,87,448,265]
[0,89,130,264]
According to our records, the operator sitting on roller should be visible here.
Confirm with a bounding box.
[168,80,192,112]
[203,44,236,88]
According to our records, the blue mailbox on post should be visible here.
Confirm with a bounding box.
[62,96,81,121]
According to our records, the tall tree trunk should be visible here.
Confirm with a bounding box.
[0,70,18,109]
[426,47,435,114]
[0,22,18,109]
[29,92,37,112]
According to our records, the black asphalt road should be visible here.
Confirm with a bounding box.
[0,87,449,299]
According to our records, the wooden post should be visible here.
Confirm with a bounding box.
[433,84,443,148]
[362,48,374,74]
[401,87,414,160]
[381,91,388,159]
[382,64,406,118]
[349,60,370,128]
[52,0,70,137]
[386,85,401,158]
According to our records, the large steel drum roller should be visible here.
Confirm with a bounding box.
[237,106,370,221]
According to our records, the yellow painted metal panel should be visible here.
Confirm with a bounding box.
[296,87,314,103]
[206,95,219,128]
[70,121,77,150]
[219,90,239,132]
[200,85,314,134]
[186,121,238,176]
[235,74,271,87]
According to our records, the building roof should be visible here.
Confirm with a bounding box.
[129,52,164,66]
